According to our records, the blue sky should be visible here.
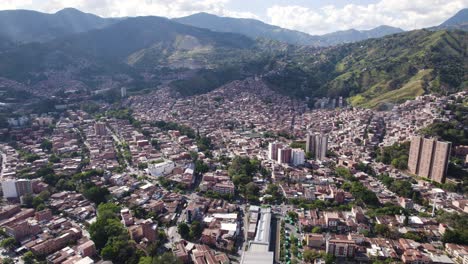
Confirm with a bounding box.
[0,0,466,34]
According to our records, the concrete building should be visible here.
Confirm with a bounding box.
[326,235,356,258]
[277,148,292,164]
[147,160,175,177]
[1,179,32,198]
[213,182,235,195]
[4,219,41,240]
[141,219,158,242]
[306,133,328,161]
[408,136,451,183]
[77,240,96,258]
[291,148,305,166]
[240,207,274,264]
[268,142,280,161]
[1,180,17,198]
[121,87,127,98]
[305,134,315,154]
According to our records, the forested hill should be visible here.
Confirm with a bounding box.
[263,29,467,109]
[0,14,465,110]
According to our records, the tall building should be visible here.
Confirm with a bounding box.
[1,179,32,198]
[407,136,451,183]
[306,133,328,161]
[291,148,305,166]
[305,134,316,154]
[408,136,423,173]
[268,142,280,161]
[16,179,32,197]
[94,122,107,136]
[278,148,292,164]
[121,87,127,98]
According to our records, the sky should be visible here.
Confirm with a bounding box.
[0,0,466,35]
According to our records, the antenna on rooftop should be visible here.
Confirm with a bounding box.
[431,194,437,217]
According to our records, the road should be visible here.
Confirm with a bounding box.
[167,226,181,245]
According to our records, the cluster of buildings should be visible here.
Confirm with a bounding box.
[199,170,235,196]
[129,77,307,136]
[0,205,96,263]
[312,96,344,109]
[84,119,119,170]
[173,242,230,264]
[0,73,465,264]
[268,142,305,166]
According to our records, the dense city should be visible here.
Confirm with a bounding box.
[0,79,466,264]
[0,2,466,264]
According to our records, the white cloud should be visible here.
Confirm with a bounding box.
[266,0,468,35]
[0,0,466,35]
[0,0,259,19]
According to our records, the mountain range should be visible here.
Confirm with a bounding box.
[438,8,468,30]
[175,12,404,46]
[0,8,117,43]
[0,7,466,111]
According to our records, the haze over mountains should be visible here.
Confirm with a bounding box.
[0,8,117,43]
[175,12,404,46]
[439,8,468,30]
[0,7,466,111]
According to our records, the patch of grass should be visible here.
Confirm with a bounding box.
[358,69,432,108]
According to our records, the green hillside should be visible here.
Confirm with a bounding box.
[0,16,465,108]
[264,29,467,107]
[351,69,431,108]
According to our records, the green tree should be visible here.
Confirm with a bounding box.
[0,237,16,251]
[189,221,203,240]
[32,196,45,210]
[311,226,322,233]
[178,223,190,240]
[101,236,138,264]
[195,160,209,174]
[23,251,35,264]
[138,163,148,170]
[83,185,110,205]
[48,154,61,163]
[2,257,14,264]
[139,252,182,264]
[89,203,125,249]
[374,224,391,238]
[38,190,51,200]
[22,193,34,208]
[304,249,320,262]
[40,139,52,152]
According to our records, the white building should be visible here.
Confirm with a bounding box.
[1,180,17,198]
[147,160,175,177]
[1,179,32,198]
[268,142,280,161]
[291,148,305,166]
[240,207,274,264]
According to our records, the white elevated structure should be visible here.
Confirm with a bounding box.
[240,207,274,264]
[147,160,175,177]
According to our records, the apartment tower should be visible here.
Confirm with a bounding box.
[306,133,328,161]
[407,136,451,183]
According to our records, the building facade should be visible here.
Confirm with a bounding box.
[291,148,305,166]
[278,148,292,164]
[306,133,328,161]
[268,142,280,161]
[408,136,451,183]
